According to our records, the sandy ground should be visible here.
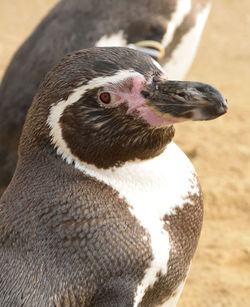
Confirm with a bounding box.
[0,0,250,306]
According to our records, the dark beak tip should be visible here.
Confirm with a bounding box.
[218,107,227,117]
[207,101,228,120]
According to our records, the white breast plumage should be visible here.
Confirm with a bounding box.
[75,141,199,306]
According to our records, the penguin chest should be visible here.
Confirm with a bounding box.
[76,142,202,306]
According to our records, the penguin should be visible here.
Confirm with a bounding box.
[0,47,227,306]
[0,0,211,195]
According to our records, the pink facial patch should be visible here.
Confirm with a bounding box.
[121,76,172,127]
[160,72,168,80]
[101,74,175,127]
[124,76,149,114]
[137,106,168,126]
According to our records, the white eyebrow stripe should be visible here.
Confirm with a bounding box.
[62,69,144,106]
[79,69,143,92]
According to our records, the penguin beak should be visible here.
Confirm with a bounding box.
[141,77,228,122]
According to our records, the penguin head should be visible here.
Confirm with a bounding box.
[20,47,227,168]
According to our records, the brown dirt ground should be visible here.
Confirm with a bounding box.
[0,0,250,306]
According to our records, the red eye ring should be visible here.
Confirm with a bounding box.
[99,92,111,104]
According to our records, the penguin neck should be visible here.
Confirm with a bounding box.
[58,124,175,169]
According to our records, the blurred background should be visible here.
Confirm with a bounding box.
[0,0,249,306]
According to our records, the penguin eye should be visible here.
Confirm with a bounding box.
[98,90,121,106]
[99,92,111,104]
